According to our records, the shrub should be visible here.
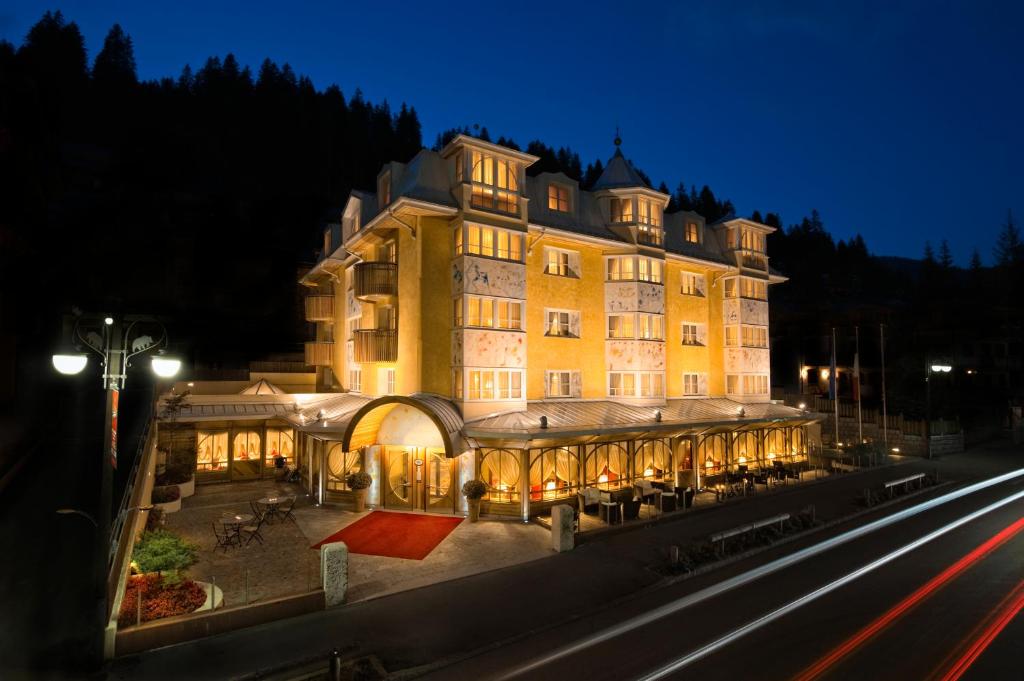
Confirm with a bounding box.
[117,573,206,626]
[346,471,372,490]
[461,479,487,500]
[132,529,198,578]
[155,464,193,487]
[152,485,181,504]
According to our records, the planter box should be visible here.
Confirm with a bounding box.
[177,477,195,498]
[153,497,181,514]
[194,581,223,612]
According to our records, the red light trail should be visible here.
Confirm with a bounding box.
[935,577,1024,681]
[792,516,1024,681]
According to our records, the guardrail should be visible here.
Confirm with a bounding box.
[884,472,926,498]
[710,513,791,553]
[109,417,152,571]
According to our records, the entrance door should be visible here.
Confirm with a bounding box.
[231,432,262,481]
[383,447,454,513]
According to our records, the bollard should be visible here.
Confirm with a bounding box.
[329,649,343,681]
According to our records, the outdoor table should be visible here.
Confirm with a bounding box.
[257,496,283,521]
[599,501,621,525]
[220,513,253,545]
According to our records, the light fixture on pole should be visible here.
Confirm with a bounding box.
[52,351,89,375]
[925,360,953,460]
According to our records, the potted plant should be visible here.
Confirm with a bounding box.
[151,485,182,513]
[346,471,372,512]
[462,479,487,522]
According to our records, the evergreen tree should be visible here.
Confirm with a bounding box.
[92,24,137,87]
[751,209,763,223]
[970,249,983,271]
[938,240,954,268]
[994,209,1021,266]
[923,241,936,264]
[581,159,603,189]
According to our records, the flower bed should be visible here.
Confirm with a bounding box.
[118,574,206,626]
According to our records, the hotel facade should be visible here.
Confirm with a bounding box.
[169,135,815,519]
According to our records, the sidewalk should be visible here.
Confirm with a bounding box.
[107,445,1020,681]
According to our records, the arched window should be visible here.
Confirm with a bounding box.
[585,443,629,490]
[480,449,521,503]
[635,440,669,480]
[529,447,580,501]
[196,431,228,472]
[676,438,694,471]
[326,443,362,491]
[266,428,294,467]
[233,432,261,462]
[733,431,760,468]
[697,433,727,477]
[764,429,788,463]
[792,428,806,460]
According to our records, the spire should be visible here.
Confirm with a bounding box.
[614,125,621,148]
[592,129,648,190]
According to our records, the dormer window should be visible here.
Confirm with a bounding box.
[685,222,700,244]
[470,151,519,215]
[637,198,660,227]
[547,184,570,212]
[610,197,633,223]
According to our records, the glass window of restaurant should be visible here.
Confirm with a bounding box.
[529,447,580,501]
[697,433,727,479]
[197,431,229,473]
[634,440,670,480]
[480,448,521,504]
[732,431,760,469]
[326,443,362,491]
[233,431,262,464]
[585,442,630,490]
[266,428,295,468]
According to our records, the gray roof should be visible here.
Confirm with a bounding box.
[592,148,650,190]
[464,398,813,441]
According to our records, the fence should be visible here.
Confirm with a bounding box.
[779,393,960,445]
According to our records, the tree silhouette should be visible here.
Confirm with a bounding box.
[994,209,1021,266]
[92,24,137,87]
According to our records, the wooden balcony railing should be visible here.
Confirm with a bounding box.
[353,262,398,299]
[736,248,769,271]
[304,341,334,367]
[353,329,398,363]
[304,295,335,322]
[637,226,664,247]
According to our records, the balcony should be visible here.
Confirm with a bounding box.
[637,226,664,247]
[304,341,334,367]
[353,262,398,300]
[736,248,769,271]
[353,329,398,363]
[304,295,335,322]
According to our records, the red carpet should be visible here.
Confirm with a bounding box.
[311,511,463,560]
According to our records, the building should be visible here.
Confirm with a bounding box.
[270,134,812,519]
[164,134,815,520]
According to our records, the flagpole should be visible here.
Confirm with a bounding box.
[880,324,888,452]
[832,328,839,447]
[855,326,863,444]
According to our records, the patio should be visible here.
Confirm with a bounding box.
[161,480,552,609]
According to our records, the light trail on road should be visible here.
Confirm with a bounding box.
[636,488,1024,681]
[792,516,1024,681]
[935,577,1024,681]
[497,468,1024,681]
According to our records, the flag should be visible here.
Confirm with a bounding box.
[829,331,837,400]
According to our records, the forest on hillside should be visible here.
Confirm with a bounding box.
[2,11,1022,429]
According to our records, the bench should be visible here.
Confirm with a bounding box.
[883,472,926,498]
[831,460,858,473]
[709,513,790,553]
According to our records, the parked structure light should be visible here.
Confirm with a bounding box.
[52,352,88,375]
[151,355,182,378]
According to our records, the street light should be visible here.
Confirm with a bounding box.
[51,312,181,665]
[925,360,953,460]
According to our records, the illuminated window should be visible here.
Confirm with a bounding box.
[725,326,739,347]
[607,256,635,281]
[608,372,635,396]
[453,368,463,399]
[326,443,361,491]
[233,432,262,463]
[470,151,519,214]
[545,310,575,337]
[547,184,570,212]
[196,431,228,472]
[607,314,635,339]
[546,371,575,398]
[726,374,740,395]
[384,368,396,394]
[683,373,700,395]
[265,428,294,468]
[723,277,767,300]
[742,325,768,348]
[467,369,523,401]
[681,272,700,296]
[544,248,578,277]
[530,447,580,500]
[681,323,701,345]
[349,367,362,392]
[637,198,660,227]
[586,443,629,489]
[685,222,700,243]
[460,296,523,330]
[741,229,766,252]
[743,375,769,394]
[455,224,523,262]
[635,440,669,479]
[610,197,633,223]
[724,278,737,298]
[481,449,521,503]
[637,257,663,283]
[639,372,664,397]
[637,313,664,340]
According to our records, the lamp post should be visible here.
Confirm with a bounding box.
[925,362,952,459]
[52,313,181,665]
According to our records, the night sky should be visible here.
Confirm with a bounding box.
[3,1,1021,265]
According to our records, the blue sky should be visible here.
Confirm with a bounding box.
[3,1,1021,264]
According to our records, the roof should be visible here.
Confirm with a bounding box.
[340,393,467,457]
[239,378,286,395]
[592,148,650,190]
[464,398,815,444]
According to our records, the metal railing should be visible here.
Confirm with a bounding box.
[353,329,398,363]
[109,417,153,571]
[304,295,335,321]
[353,262,397,298]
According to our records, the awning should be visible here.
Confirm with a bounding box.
[340,393,467,457]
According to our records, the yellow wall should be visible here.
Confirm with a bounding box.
[419,216,453,395]
[665,260,713,396]
[525,234,607,399]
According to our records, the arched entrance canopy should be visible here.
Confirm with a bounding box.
[340,393,466,458]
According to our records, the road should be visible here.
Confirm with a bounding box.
[424,470,1024,681]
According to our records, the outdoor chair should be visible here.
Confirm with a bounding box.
[212,521,234,552]
[622,497,642,521]
[278,495,297,523]
[240,508,268,546]
[578,487,601,515]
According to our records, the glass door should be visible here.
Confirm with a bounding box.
[231,431,262,480]
[384,447,413,510]
[425,450,454,513]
